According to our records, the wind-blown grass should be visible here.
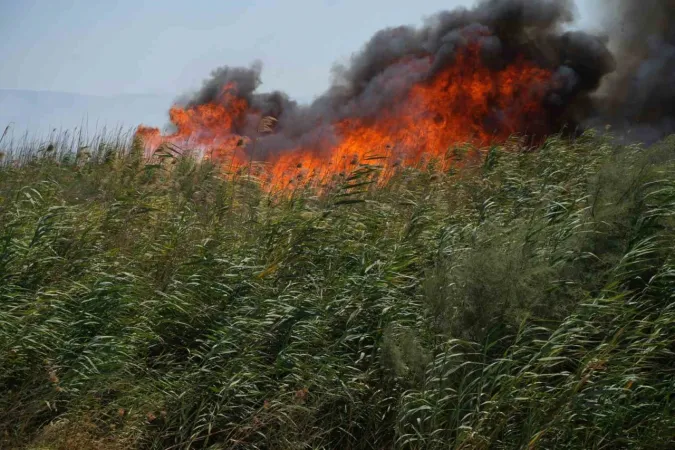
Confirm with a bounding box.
[0,131,673,449]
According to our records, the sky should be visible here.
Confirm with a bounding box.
[0,0,600,102]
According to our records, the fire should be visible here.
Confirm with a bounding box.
[137,45,553,191]
[136,82,250,160]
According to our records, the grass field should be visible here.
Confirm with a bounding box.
[1,131,674,449]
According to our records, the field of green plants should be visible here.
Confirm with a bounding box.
[1,131,674,449]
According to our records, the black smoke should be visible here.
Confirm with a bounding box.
[590,0,675,142]
[172,0,631,155]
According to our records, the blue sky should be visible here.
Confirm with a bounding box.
[0,0,600,102]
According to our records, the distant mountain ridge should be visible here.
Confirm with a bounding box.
[0,89,174,138]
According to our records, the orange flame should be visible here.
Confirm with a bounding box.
[137,45,553,190]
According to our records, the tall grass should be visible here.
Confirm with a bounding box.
[0,130,673,449]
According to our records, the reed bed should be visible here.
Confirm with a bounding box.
[0,130,673,449]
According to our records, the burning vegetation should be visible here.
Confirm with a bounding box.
[4,3,675,449]
[136,0,672,189]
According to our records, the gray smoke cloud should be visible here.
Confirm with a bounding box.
[171,0,640,156]
[182,62,262,107]
[591,0,675,142]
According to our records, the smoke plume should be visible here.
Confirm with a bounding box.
[591,0,675,142]
[138,0,675,189]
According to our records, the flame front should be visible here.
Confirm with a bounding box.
[137,45,553,190]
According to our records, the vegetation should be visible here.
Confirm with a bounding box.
[1,130,674,449]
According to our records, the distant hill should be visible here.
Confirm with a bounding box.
[0,89,174,139]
